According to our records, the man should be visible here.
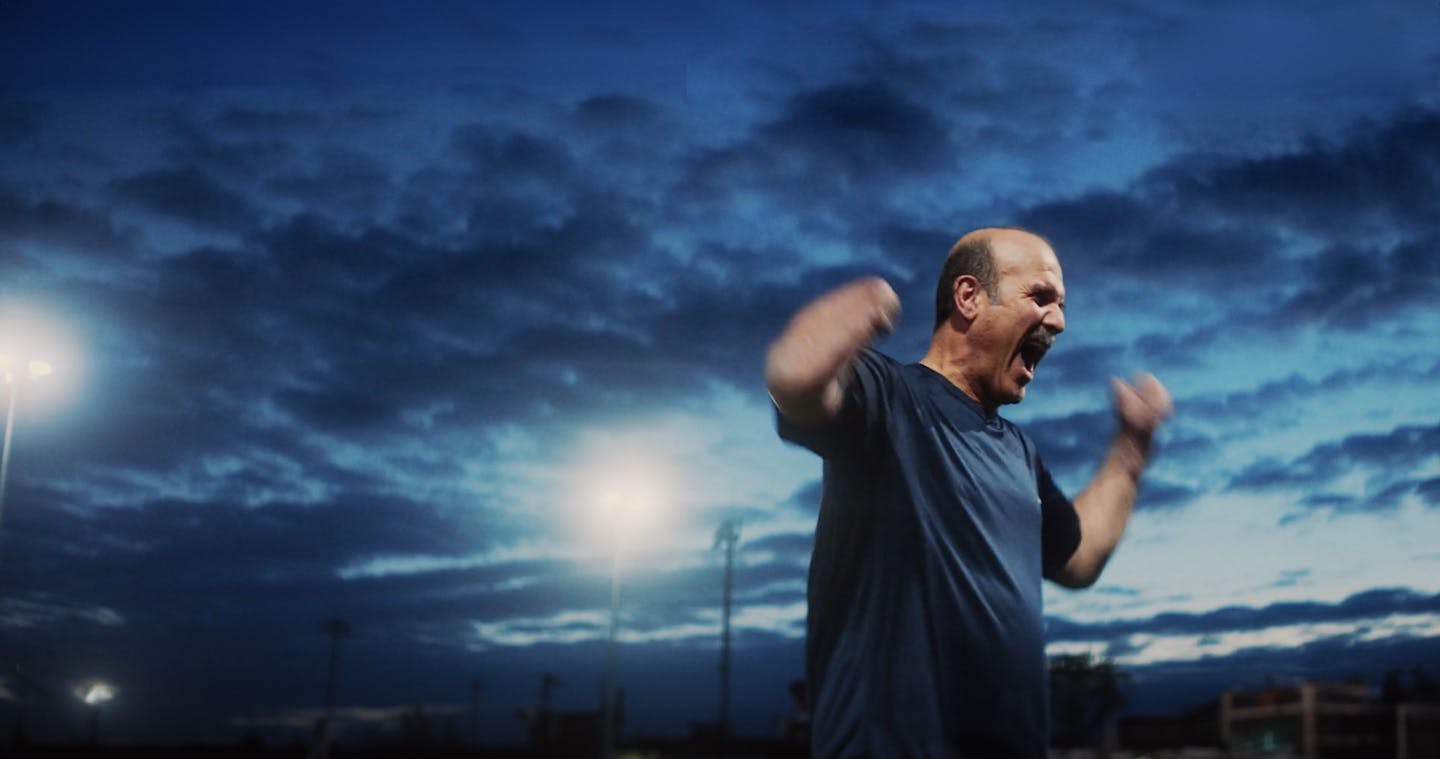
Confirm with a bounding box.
[766,227,1172,758]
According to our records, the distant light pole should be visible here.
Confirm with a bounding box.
[317,618,350,725]
[601,515,623,759]
[599,488,653,759]
[0,354,53,531]
[713,520,740,739]
[75,680,115,745]
[469,677,483,746]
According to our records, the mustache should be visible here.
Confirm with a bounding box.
[1022,325,1058,350]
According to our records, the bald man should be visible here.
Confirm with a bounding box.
[766,228,1172,758]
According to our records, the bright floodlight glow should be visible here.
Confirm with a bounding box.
[77,681,116,705]
[0,301,82,407]
[565,424,685,560]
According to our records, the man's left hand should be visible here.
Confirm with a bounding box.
[1111,372,1173,443]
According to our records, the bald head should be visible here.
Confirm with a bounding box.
[933,227,1053,331]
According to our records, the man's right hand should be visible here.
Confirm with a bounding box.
[765,277,901,424]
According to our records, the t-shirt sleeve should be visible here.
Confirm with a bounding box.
[774,348,892,461]
[1038,458,1081,580]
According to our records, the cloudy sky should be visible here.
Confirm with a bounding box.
[2,0,1439,747]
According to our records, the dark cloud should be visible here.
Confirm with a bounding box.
[780,480,823,514]
[0,98,43,145]
[572,93,662,130]
[215,106,328,132]
[1418,477,1440,508]
[1159,109,1440,235]
[745,531,814,561]
[763,81,951,178]
[1018,108,1440,340]
[1230,419,1440,493]
[1169,359,1440,459]
[450,126,576,183]
[1122,632,1440,717]
[1279,233,1440,327]
[672,78,957,217]
[1049,587,1440,642]
[1020,191,1285,285]
[1036,342,1129,389]
[110,168,261,231]
[1281,476,1438,525]
[0,187,133,255]
[1026,408,1113,478]
[1134,479,1201,511]
[160,114,298,181]
[265,147,395,218]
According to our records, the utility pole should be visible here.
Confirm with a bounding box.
[713,520,740,738]
[317,618,351,725]
[470,677,483,746]
[538,673,559,749]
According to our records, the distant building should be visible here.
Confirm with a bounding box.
[1118,679,1440,758]
[1117,701,1221,753]
[1218,681,1440,759]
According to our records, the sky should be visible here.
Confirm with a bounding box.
[1,0,1439,747]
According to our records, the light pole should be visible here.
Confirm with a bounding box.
[599,488,652,759]
[317,618,350,725]
[601,505,623,759]
[469,677,483,746]
[75,680,115,745]
[713,520,740,739]
[0,354,52,531]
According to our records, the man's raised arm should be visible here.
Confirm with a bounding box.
[765,277,901,426]
[1054,373,1173,589]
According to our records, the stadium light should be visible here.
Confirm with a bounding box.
[0,351,54,530]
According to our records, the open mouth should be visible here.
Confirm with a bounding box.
[1017,329,1055,379]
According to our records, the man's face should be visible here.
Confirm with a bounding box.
[968,233,1066,408]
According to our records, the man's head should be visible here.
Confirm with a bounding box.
[931,227,1066,410]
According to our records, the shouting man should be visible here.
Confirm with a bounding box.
[766,227,1172,758]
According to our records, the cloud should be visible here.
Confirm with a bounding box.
[1230,419,1440,493]
[110,168,261,232]
[265,147,395,220]
[1018,109,1440,339]
[745,531,815,562]
[571,93,662,130]
[1279,233,1440,327]
[762,81,952,180]
[1049,587,1440,642]
[0,187,133,257]
[1418,477,1440,507]
[1162,109,1440,235]
[0,98,43,146]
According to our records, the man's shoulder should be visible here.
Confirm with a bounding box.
[857,347,937,386]
[855,346,902,371]
[848,348,912,395]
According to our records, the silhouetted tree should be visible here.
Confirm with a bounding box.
[1049,653,1127,749]
[399,704,432,745]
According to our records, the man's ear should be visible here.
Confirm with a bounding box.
[953,275,987,320]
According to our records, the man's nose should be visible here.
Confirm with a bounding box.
[1044,306,1066,335]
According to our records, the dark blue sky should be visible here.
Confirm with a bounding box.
[2,0,1439,747]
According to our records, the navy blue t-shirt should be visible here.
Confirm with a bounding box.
[777,349,1081,758]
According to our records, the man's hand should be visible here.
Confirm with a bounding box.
[1111,373,1173,443]
[1058,373,1173,589]
[766,277,901,424]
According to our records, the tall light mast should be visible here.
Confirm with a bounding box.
[713,520,741,738]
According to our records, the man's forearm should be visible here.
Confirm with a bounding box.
[1057,374,1172,589]
[1061,432,1150,588]
[765,277,899,424]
